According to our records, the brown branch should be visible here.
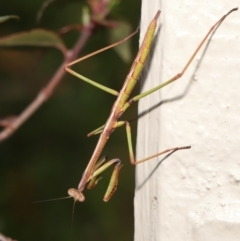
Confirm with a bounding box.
[0,0,118,142]
[0,21,95,142]
[0,233,17,241]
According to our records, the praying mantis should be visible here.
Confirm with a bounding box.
[65,7,238,202]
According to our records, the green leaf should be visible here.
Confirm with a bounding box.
[36,0,55,23]
[0,29,67,54]
[108,21,133,63]
[0,15,19,24]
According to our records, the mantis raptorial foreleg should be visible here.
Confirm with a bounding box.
[65,8,237,202]
[68,156,122,202]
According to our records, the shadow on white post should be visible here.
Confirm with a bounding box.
[135,0,240,240]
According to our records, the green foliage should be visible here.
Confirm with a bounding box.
[0,15,19,24]
[0,0,140,241]
[0,29,66,53]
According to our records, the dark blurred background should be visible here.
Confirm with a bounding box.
[0,1,141,240]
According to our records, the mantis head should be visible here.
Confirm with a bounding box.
[68,188,85,202]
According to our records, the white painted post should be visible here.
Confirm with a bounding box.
[135,1,240,240]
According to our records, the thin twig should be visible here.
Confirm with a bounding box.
[0,20,95,142]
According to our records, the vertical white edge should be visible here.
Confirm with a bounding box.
[135,0,240,240]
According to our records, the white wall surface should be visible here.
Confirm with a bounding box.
[135,0,240,240]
